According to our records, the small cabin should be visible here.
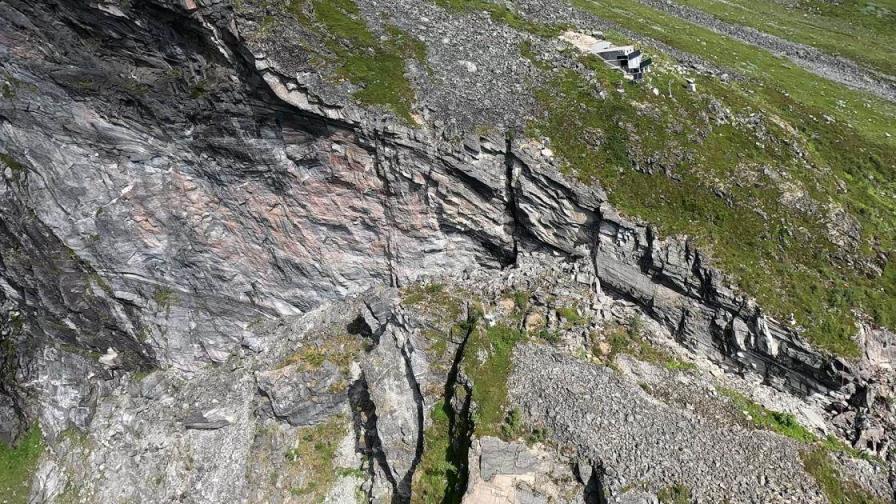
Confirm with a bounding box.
[590,40,652,81]
[560,31,654,81]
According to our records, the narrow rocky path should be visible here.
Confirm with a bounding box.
[632,0,896,102]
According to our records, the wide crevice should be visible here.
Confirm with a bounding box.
[348,373,399,500]
[434,307,478,502]
[580,460,609,504]
[395,337,427,502]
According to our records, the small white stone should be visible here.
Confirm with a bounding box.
[541,148,554,158]
[98,347,120,368]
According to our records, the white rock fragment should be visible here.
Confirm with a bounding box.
[460,60,478,73]
[98,347,120,368]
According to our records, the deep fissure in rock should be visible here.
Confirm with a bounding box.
[436,306,478,502]
[396,338,427,502]
[348,374,398,500]
[504,133,521,266]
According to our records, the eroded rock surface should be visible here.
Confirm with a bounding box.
[0,1,893,503]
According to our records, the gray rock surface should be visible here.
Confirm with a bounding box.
[509,343,829,502]
[464,436,586,504]
[362,315,424,499]
[0,0,892,502]
[256,360,347,426]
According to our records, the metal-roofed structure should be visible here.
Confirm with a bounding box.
[561,31,653,81]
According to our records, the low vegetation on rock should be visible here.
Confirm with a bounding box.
[277,332,363,374]
[0,426,43,504]
[284,416,350,500]
[801,447,887,504]
[529,39,895,357]
[592,318,696,372]
[657,483,692,504]
[242,0,428,122]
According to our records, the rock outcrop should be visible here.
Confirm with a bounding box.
[0,0,893,502]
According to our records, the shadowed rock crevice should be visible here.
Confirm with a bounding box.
[396,340,427,502]
[504,133,521,266]
[438,308,478,502]
[578,459,608,504]
[349,374,399,500]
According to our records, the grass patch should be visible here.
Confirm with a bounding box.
[511,290,530,313]
[716,386,884,468]
[402,283,465,323]
[499,407,550,445]
[557,306,586,326]
[434,0,569,37]
[594,318,696,372]
[284,416,349,500]
[675,0,896,76]
[530,13,896,356]
[718,387,816,442]
[535,327,561,344]
[820,435,885,466]
[411,304,481,503]
[0,425,43,504]
[801,447,887,504]
[463,323,526,437]
[570,0,896,142]
[657,483,692,504]
[281,0,427,122]
[411,402,467,504]
[278,333,363,374]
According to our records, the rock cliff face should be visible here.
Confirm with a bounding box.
[0,1,893,503]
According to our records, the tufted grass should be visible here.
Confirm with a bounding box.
[277,333,363,375]
[801,447,887,504]
[0,425,43,504]
[284,416,350,500]
[657,483,692,504]
[595,318,697,372]
[463,323,527,437]
[280,0,427,122]
[718,387,883,467]
[411,402,467,504]
[718,387,816,443]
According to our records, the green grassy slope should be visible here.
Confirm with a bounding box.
[672,0,896,76]
[522,0,896,357]
[241,0,427,122]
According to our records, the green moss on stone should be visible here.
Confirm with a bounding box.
[801,447,886,504]
[284,0,427,122]
[0,425,44,504]
[463,323,526,437]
